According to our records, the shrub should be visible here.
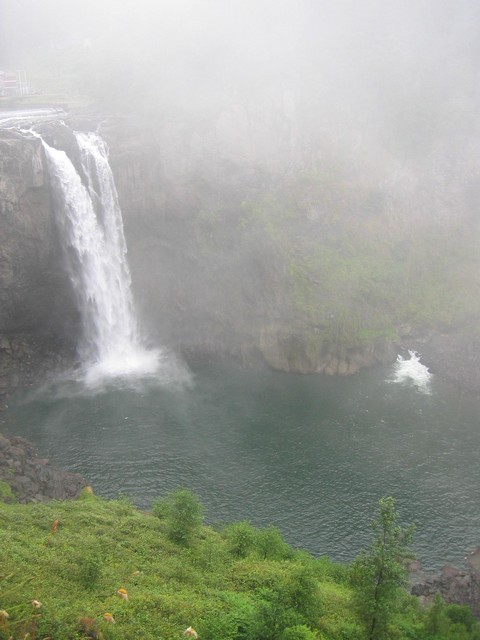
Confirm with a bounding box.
[282,624,317,640]
[0,481,17,504]
[284,567,322,626]
[247,587,301,640]
[254,526,292,560]
[76,543,103,589]
[445,604,479,632]
[151,496,170,520]
[198,608,238,640]
[194,536,229,573]
[160,488,203,546]
[224,521,256,558]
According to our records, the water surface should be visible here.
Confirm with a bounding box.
[4,360,480,570]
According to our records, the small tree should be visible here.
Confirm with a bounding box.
[351,496,415,640]
[154,488,203,546]
[284,566,322,627]
[255,525,292,560]
[224,520,256,558]
[282,625,317,640]
[423,595,480,639]
[247,586,301,640]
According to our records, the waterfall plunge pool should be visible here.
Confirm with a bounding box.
[3,355,480,571]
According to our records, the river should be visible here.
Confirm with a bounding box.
[3,354,480,571]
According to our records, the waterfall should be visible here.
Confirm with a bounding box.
[41,131,160,385]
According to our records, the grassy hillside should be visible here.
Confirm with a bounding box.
[0,491,479,640]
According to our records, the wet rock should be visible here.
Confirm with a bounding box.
[0,130,77,339]
[411,558,480,618]
[0,333,77,396]
[0,432,87,503]
[0,126,79,394]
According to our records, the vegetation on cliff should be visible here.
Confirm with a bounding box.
[237,167,480,345]
[0,490,479,640]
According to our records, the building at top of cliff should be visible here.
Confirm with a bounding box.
[0,70,30,97]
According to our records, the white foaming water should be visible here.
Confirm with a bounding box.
[393,350,432,393]
[41,132,161,386]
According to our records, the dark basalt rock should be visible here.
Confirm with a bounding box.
[411,553,480,618]
[0,431,87,503]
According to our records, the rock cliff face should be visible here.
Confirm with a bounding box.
[98,113,480,387]
[101,115,397,375]
[0,130,66,333]
[0,128,78,393]
[1,113,479,390]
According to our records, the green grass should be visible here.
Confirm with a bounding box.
[0,494,345,639]
[1,492,479,639]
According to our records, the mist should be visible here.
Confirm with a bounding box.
[3,0,480,367]
[3,0,480,164]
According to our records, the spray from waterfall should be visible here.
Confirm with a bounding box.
[393,350,432,393]
[40,131,161,385]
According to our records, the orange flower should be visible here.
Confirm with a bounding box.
[117,587,128,601]
[103,612,115,623]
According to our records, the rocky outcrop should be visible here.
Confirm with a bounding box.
[0,431,87,502]
[0,334,76,398]
[257,326,397,375]
[411,553,480,618]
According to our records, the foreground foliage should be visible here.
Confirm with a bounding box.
[0,491,478,639]
[351,496,416,639]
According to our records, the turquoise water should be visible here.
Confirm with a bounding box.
[4,361,480,569]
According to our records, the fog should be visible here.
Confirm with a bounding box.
[3,0,480,349]
[3,0,480,158]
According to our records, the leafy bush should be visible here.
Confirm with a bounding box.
[151,496,170,520]
[282,624,317,640]
[154,488,203,546]
[351,496,415,640]
[76,543,103,589]
[0,481,17,504]
[445,604,479,631]
[193,535,229,573]
[284,566,322,627]
[254,526,292,561]
[246,587,302,640]
[223,521,256,558]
